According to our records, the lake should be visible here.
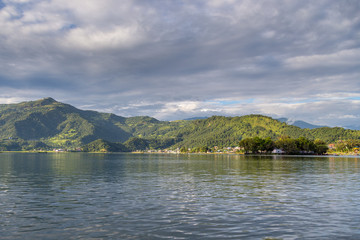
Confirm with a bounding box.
[1,153,360,239]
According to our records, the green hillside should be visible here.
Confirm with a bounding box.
[0,98,359,150]
[0,98,184,148]
[82,139,128,152]
[0,98,133,147]
[167,115,360,148]
[169,115,308,147]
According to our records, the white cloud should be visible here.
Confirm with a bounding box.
[62,26,145,50]
[285,48,360,70]
[0,0,360,127]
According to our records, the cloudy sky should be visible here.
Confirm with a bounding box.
[0,0,360,127]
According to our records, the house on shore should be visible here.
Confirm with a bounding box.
[272,148,285,154]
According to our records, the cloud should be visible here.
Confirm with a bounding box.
[62,26,145,50]
[0,0,359,127]
[285,49,360,70]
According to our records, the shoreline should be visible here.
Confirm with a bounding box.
[1,150,359,157]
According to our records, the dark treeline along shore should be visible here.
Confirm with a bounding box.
[0,97,360,154]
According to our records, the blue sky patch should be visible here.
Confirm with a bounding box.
[61,24,77,31]
[0,1,5,9]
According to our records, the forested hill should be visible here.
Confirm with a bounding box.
[0,97,177,148]
[166,115,360,148]
[0,98,359,150]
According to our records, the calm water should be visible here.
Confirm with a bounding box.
[1,153,360,239]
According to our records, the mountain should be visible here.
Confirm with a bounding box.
[344,125,360,130]
[175,115,360,147]
[277,118,326,129]
[0,97,130,146]
[183,116,209,120]
[0,97,178,148]
[168,115,320,147]
[0,98,360,150]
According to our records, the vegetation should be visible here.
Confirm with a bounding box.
[238,136,328,154]
[0,98,360,153]
[329,139,360,153]
[239,137,274,153]
[123,137,182,151]
[124,137,149,151]
[82,139,129,152]
[168,115,360,148]
[0,139,49,151]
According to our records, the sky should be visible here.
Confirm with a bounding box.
[0,0,360,128]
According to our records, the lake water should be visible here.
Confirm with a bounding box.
[1,153,360,239]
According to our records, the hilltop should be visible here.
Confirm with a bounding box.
[0,98,359,151]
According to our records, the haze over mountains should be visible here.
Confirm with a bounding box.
[276,118,327,129]
[0,98,359,150]
[185,117,328,130]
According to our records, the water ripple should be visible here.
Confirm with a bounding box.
[1,153,360,239]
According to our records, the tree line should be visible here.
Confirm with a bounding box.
[239,136,328,154]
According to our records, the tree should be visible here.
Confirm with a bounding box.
[200,146,209,153]
[180,146,187,153]
[275,136,299,154]
[239,138,256,153]
[239,137,275,153]
[296,136,316,152]
[314,139,328,154]
[262,137,275,152]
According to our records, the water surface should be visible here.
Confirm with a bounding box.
[1,153,360,239]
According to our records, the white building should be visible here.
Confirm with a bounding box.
[272,148,285,154]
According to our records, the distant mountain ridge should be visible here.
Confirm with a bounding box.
[185,117,327,129]
[344,125,360,130]
[183,116,209,121]
[277,118,326,129]
[0,98,360,150]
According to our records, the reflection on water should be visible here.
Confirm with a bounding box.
[1,153,360,239]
